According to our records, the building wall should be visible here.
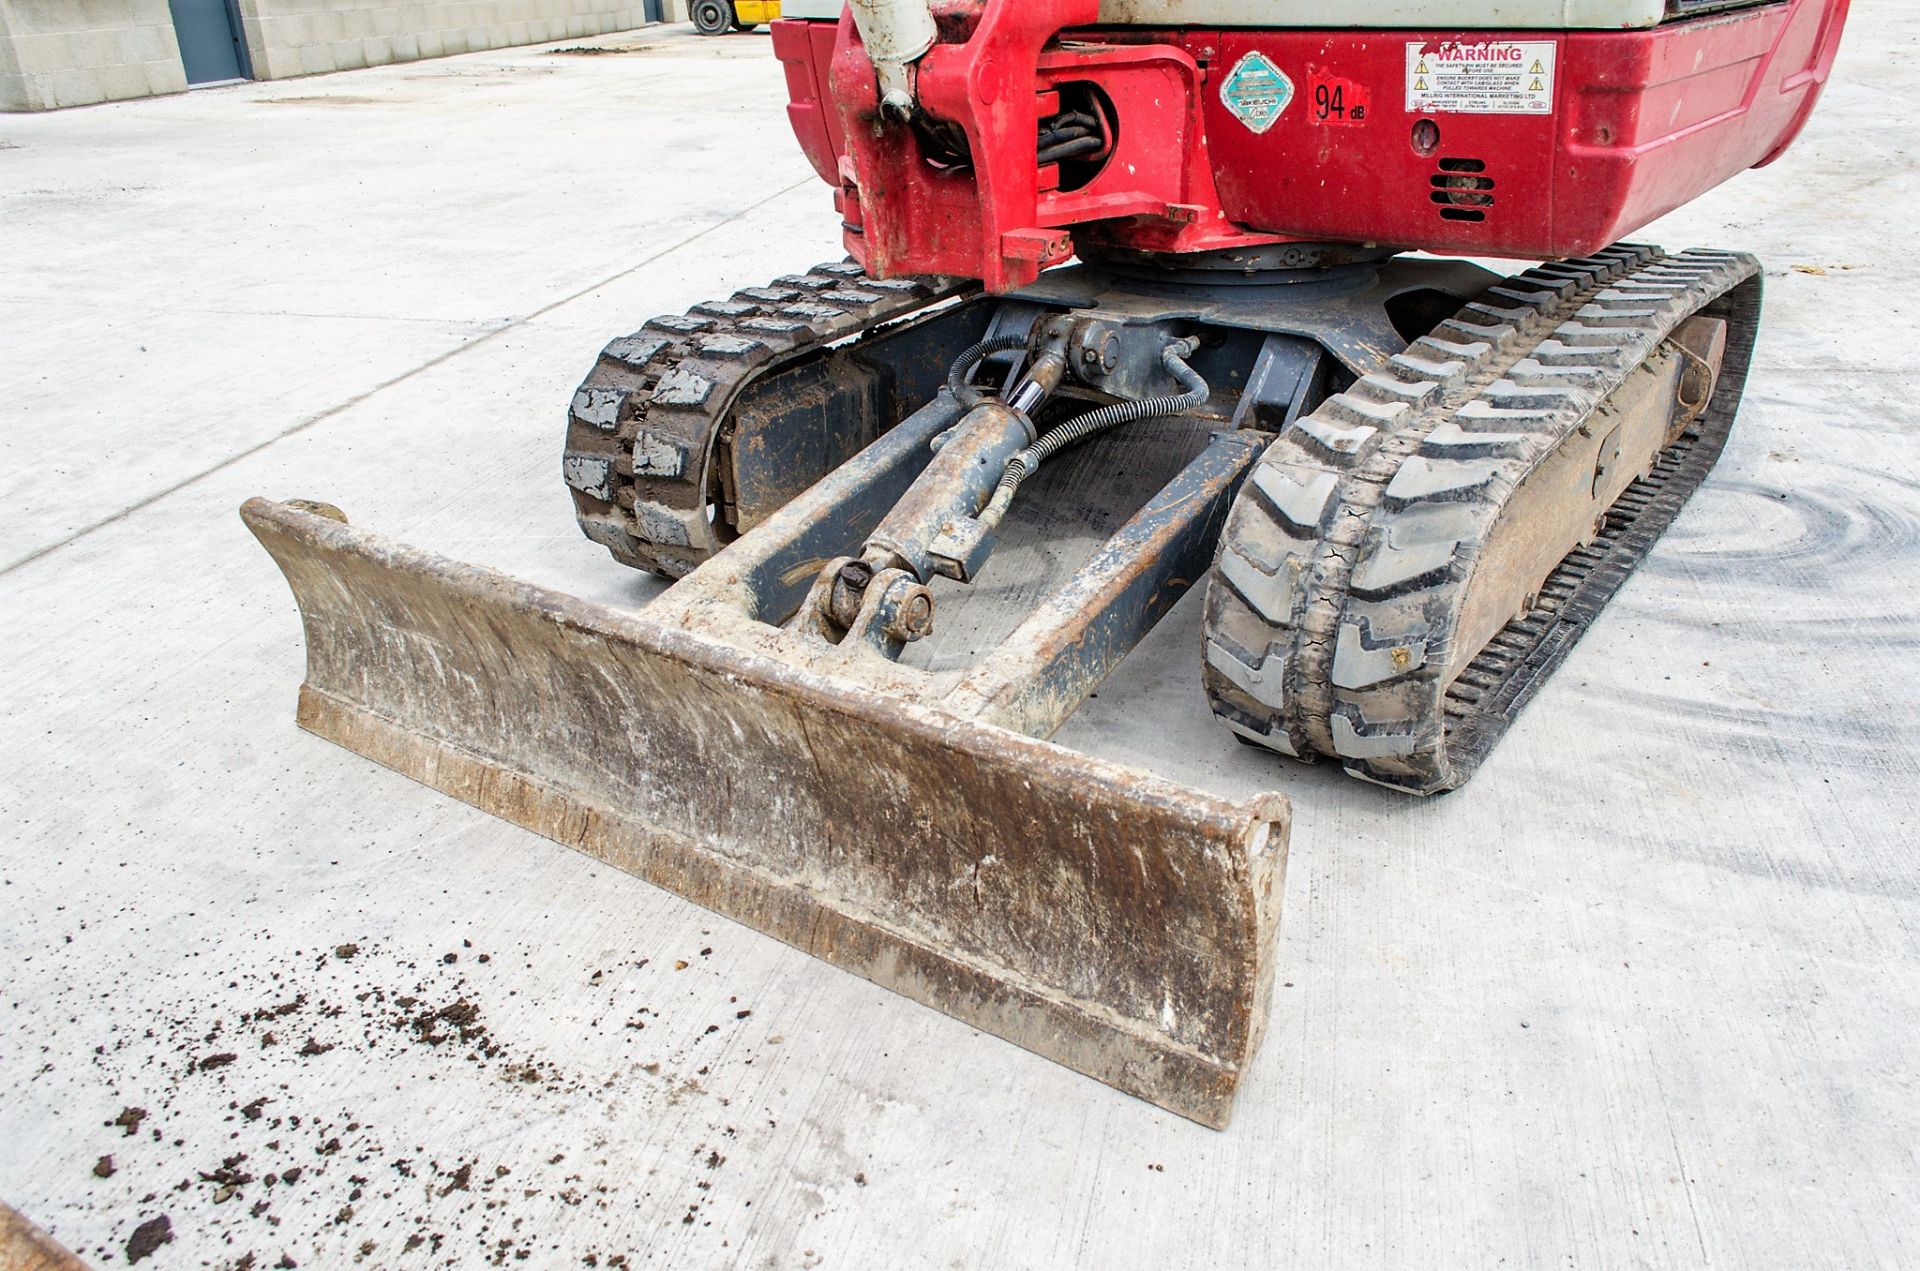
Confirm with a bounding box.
[0,0,652,110]
[234,0,651,82]
[0,0,190,111]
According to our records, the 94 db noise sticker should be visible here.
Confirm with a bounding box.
[1407,41,1555,115]
[1307,72,1371,126]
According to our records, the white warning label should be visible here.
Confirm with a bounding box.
[1406,41,1555,115]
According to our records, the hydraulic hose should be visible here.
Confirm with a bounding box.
[979,337,1207,529]
[1036,109,1109,166]
[946,334,1029,410]
[1037,135,1107,165]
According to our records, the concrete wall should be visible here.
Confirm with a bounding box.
[234,0,651,82]
[0,0,190,111]
[0,0,652,110]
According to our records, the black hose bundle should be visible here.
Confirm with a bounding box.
[1037,110,1108,166]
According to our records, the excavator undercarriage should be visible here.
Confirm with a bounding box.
[554,241,1759,789]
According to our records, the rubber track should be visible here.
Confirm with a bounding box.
[1202,245,1762,793]
[563,263,975,577]
[1434,270,1761,792]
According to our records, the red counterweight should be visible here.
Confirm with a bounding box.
[774,0,1848,290]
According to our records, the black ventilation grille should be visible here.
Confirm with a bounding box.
[1431,157,1493,223]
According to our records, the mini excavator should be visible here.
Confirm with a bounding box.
[245,0,1848,1125]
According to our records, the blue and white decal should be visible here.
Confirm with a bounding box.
[1220,51,1294,135]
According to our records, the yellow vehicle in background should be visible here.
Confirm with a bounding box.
[689,0,780,34]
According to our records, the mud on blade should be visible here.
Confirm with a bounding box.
[241,498,1289,1128]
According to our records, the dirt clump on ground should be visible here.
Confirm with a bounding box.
[124,1213,172,1263]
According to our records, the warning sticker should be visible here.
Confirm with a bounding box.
[1405,41,1555,115]
[1220,51,1294,135]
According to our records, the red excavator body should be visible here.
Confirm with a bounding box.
[776,0,1848,290]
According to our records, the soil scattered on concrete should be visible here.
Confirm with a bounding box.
[46,931,778,1266]
[548,44,656,56]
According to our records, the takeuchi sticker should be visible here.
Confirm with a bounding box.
[1221,51,1295,134]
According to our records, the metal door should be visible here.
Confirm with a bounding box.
[167,0,250,83]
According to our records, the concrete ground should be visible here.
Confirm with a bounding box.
[2,13,1915,1270]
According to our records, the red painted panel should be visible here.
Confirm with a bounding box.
[1204,1,1848,259]
[773,18,842,186]
[1203,30,1561,257]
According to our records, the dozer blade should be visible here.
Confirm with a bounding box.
[241,498,1289,1128]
